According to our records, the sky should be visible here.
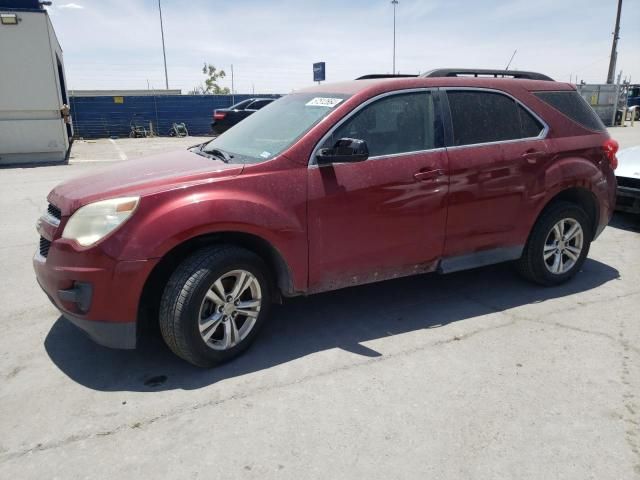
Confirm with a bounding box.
[46,0,640,94]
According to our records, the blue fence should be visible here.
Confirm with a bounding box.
[69,94,281,139]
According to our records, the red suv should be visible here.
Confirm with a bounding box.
[34,69,618,367]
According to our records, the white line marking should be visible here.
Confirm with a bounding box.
[108,138,128,161]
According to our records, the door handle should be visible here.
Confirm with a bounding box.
[414,169,444,182]
[521,150,546,161]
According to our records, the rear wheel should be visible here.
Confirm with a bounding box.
[159,246,271,367]
[517,202,592,286]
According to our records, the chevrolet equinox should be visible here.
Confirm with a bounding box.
[35,69,619,367]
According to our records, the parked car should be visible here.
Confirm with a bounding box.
[211,98,275,134]
[615,146,640,214]
[627,85,640,121]
[35,69,618,367]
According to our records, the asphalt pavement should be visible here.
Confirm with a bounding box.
[0,132,639,479]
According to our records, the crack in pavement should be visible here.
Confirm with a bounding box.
[618,319,640,476]
[0,314,519,462]
[3,289,638,464]
[523,318,640,358]
[455,288,640,357]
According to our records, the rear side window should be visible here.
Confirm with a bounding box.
[447,91,522,146]
[534,91,605,131]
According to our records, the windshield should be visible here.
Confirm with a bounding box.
[203,93,351,163]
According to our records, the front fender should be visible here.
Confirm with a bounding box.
[102,163,309,292]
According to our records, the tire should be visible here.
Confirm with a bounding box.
[517,201,592,286]
[159,245,271,367]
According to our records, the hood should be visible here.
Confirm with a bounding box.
[49,149,244,214]
[617,146,640,180]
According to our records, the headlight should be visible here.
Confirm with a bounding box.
[62,197,139,247]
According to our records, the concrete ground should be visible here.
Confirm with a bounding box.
[69,136,212,163]
[610,124,640,150]
[0,131,639,479]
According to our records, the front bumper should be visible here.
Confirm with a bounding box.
[64,312,138,349]
[33,235,158,349]
[616,186,640,214]
[37,277,137,349]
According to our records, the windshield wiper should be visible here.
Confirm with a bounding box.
[191,145,234,163]
[207,148,234,163]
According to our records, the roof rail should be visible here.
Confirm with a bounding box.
[356,74,419,80]
[420,68,554,81]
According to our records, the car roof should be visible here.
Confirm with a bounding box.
[297,76,574,96]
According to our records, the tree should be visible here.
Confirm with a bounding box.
[190,63,230,95]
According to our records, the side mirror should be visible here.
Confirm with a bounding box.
[316,138,369,164]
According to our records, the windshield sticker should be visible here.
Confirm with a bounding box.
[260,151,271,158]
[305,97,343,108]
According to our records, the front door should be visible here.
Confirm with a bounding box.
[307,90,448,293]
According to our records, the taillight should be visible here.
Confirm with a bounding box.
[603,138,619,170]
[213,111,226,121]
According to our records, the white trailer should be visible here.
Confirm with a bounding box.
[0,1,72,165]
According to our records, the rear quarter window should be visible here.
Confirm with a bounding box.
[533,91,605,132]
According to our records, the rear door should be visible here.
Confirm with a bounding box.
[442,89,549,266]
[307,89,449,292]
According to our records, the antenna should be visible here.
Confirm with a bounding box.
[505,49,517,71]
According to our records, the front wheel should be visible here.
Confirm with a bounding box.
[517,202,592,286]
[159,246,271,367]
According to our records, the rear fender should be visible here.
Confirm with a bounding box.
[525,155,611,241]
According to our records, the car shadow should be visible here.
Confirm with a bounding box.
[44,258,619,392]
[609,212,640,232]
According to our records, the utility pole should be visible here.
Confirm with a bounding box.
[158,0,169,89]
[231,64,235,104]
[391,0,398,74]
[606,0,623,84]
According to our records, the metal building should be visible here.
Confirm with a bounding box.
[0,0,72,165]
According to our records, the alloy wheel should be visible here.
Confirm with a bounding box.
[543,218,584,275]
[197,269,262,350]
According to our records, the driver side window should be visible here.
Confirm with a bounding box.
[322,91,443,157]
